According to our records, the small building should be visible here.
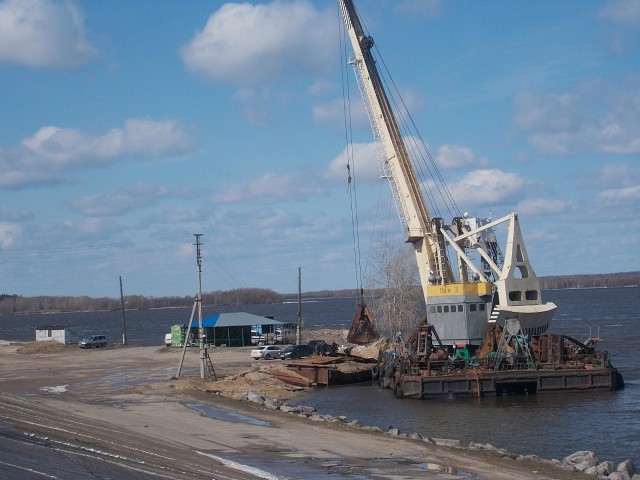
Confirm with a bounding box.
[175,312,287,347]
[35,325,79,344]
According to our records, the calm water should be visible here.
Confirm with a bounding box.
[1,287,638,464]
[292,287,640,465]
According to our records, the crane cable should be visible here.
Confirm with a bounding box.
[375,47,462,220]
[338,11,365,302]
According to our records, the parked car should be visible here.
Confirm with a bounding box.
[250,345,282,360]
[279,344,314,360]
[164,333,172,347]
[79,335,107,349]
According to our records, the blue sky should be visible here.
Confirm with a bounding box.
[0,0,638,298]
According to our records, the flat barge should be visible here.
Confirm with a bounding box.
[280,356,373,386]
[395,365,621,399]
[377,320,624,399]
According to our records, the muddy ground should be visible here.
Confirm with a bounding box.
[0,333,590,479]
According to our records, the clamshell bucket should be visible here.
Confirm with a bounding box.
[347,303,380,344]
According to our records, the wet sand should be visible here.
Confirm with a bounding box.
[0,341,586,479]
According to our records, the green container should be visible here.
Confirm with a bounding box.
[171,324,185,347]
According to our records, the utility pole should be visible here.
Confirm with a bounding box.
[296,267,302,345]
[175,233,216,381]
[194,234,205,379]
[119,275,127,346]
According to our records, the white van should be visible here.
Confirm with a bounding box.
[251,329,266,345]
[164,333,172,347]
[275,327,296,343]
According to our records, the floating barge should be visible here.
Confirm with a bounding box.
[378,320,624,399]
[277,356,373,387]
[395,366,621,399]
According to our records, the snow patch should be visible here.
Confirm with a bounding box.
[40,384,69,394]
[196,451,282,479]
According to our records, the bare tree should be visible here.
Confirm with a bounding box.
[364,237,425,339]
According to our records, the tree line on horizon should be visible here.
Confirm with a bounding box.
[0,272,637,316]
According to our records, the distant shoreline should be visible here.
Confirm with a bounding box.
[1,272,638,316]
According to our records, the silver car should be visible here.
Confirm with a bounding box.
[250,345,282,360]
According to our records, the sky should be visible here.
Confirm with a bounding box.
[0,0,639,298]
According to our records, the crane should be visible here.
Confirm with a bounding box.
[338,0,556,347]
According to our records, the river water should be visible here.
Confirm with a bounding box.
[1,287,638,464]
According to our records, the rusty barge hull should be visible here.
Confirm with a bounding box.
[397,366,621,399]
[283,357,373,386]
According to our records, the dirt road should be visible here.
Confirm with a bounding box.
[0,341,585,479]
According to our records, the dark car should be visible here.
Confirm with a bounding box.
[79,335,107,349]
[279,344,314,360]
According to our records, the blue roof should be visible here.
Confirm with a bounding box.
[188,312,284,328]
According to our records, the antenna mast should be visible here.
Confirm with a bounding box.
[194,233,205,379]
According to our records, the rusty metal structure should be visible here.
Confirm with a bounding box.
[374,318,624,399]
[347,303,380,345]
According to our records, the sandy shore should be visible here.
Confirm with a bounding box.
[0,340,588,479]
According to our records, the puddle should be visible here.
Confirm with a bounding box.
[186,403,272,427]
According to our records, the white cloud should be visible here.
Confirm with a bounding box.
[516,198,571,217]
[22,119,194,163]
[324,142,380,183]
[119,119,196,158]
[181,1,336,85]
[513,80,640,156]
[0,0,97,69]
[447,169,530,208]
[0,118,195,189]
[212,172,325,204]
[594,161,640,188]
[70,182,169,217]
[0,223,22,248]
[435,144,490,169]
[597,184,640,204]
[601,0,640,27]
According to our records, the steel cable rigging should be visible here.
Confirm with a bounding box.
[338,11,366,299]
[374,46,462,223]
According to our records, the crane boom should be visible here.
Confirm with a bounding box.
[337,0,556,347]
[338,0,453,285]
